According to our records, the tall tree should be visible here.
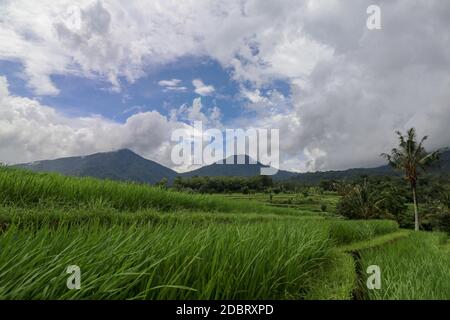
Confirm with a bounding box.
[381,128,442,231]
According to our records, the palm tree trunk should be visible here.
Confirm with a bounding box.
[412,185,419,231]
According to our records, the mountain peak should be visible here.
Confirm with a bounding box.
[218,154,260,165]
[15,148,176,184]
[107,148,146,160]
[113,148,138,155]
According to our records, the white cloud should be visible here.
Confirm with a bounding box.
[0,76,226,172]
[0,75,189,169]
[158,79,187,92]
[1,0,450,172]
[239,86,291,116]
[158,79,182,87]
[192,79,215,96]
[0,0,329,95]
[209,106,222,126]
[230,0,450,172]
[241,88,267,104]
[122,105,144,115]
[173,97,222,127]
[164,86,188,92]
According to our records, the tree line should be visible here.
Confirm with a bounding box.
[160,128,449,233]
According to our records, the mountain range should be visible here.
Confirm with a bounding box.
[180,155,297,180]
[14,148,450,185]
[15,149,177,185]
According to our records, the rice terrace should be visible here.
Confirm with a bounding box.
[0,128,449,300]
[0,0,450,312]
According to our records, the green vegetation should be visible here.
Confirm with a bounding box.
[223,192,340,216]
[0,165,449,300]
[0,210,397,299]
[326,220,399,245]
[305,252,356,300]
[335,179,407,220]
[173,175,274,194]
[0,166,300,216]
[361,232,450,299]
[381,128,443,230]
[0,220,334,299]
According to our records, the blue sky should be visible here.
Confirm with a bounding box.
[1,1,449,172]
[1,56,292,125]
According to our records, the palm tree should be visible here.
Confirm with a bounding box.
[381,128,442,231]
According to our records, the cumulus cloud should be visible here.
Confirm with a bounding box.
[0,75,189,169]
[158,79,182,87]
[158,79,187,92]
[1,0,450,171]
[283,0,450,171]
[0,0,329,94]
[240,87,291,115]
[231,0,450,172]
[173,97,222,127]
[192,79,215,96]
[0,75,227,172]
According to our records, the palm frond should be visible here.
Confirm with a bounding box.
[381,128,439,181]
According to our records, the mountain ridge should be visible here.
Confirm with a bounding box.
[13,148,450,185]
[180,154,297,180]
[14,149,177,185]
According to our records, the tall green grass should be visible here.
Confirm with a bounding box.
[0,167,301,215]
[0,220,333,299]
[0,166,411,300]
[326,220,399,245]
[0,205,397,246]
[0,205,319,229]
[361,232,450,299]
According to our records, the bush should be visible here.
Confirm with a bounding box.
[336,180,407,220]
[434,211,450,233]
[422,201,450,233]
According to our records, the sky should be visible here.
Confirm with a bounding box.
[0,0,449,173]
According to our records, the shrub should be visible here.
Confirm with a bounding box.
[422,201,450,233]
[336,180,406,220]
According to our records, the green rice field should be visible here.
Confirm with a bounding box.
[0,166,448,299]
